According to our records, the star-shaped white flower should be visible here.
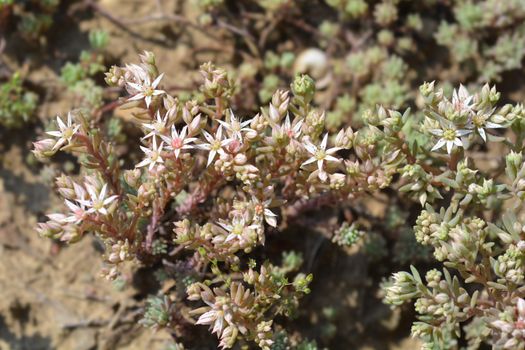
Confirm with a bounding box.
[127,73,165,108]
[451,85,474,115]
[197,126,234,167]
[125,63,148,82]
[142,111,169,140]
[253,197,278,227]
[78,184,118,216]
[272,115,303,143]
[468,109,505,142]
[137,137,165,170]
[63,199,87,224]
[159,125,197,159]
[430,127,471,154]
[282,115,303,139]
[301,133,341,181]
[196,306,226,336]
[218,110,254,140]
[46,113,80,150]
[216,215,259,245]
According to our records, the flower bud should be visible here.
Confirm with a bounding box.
[33,139,57,158]
[291,74,315,103]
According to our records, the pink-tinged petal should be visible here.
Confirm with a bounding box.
[136,158,151,168]
[73,183,86,199]
[77,199,91,207]
[56,116,66,130]
[202,130,214,143]
[99,184,108,201]
[429,129,443,136]
[207,151,216,167]
[217,120,229,129]
[128,93,144,101]
[431,138,446,152]
[145,95,152,108]
[478,128,486,142]
[301,157,316,167]
[184,137,198,144]
[318,170,328,182]
[317,159,324,172]
[456,129,471,136]
[152,90,164,96]
[221,138,234,147]
[174,149,181,158]
[104,195,118,205]
[127,82,143,91]
[65,200,79,212]
[518,298,525,318]
[458,84,469,99]
[190,115,201,130]
[67,112,74,126]
[142,131,155,140]
[216,126,223,139]
[217,222,232,232]
[326,147,342,155]
[180,126,188,139]
[225,234,237,242]
[269,103,280,121]
[446,141,453,154]
[64,216,80,223]
[152,73,164,88]
[303,141,317,155]
[99,207,108,216]
[196,310,216,325]
[52,138,67,150]
[46,131,62,137]
[240,118,252,128]
[320,133,328,149]
[212,316,224,335]
[486,121,504,129]
[324,155,339,162]
[159,134,172,145]
[265,215,277,228]
[264,208,277,217]
[86,185,98,201]
[48,213,67,222]
[72,125,81,135]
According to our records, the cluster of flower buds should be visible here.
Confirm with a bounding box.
[187,261,310,350]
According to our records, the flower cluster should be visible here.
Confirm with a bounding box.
[383,85,525,348]
[34,52,401,348]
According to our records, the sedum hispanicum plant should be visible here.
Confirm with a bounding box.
[33,50,525,349]
[33,52,397,349]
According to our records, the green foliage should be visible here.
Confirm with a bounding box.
[0,72,37,128]
[60,30,108,109]
[139,295,173,330]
